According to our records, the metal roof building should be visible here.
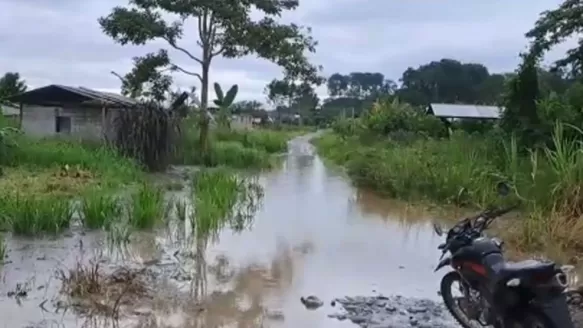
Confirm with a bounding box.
[6,84,138,107]
[427,103,502,119]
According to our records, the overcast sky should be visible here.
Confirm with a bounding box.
[0,0,575,103]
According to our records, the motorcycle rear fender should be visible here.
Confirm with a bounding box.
[435,256,452,272]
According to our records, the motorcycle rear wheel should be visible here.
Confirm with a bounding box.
[440,271,482,328]
[518,311,559,328]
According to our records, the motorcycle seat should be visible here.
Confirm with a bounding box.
[500,259,555,277]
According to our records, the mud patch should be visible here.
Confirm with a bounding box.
[328,295,455,327]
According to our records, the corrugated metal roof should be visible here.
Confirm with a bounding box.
[6,84,138,107]
[429,103,502,119]
[72,86,137,106]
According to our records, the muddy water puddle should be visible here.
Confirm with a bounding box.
[1,136,464,327]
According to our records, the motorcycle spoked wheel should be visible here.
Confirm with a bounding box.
[440,272,559,328]
[440,271,485,328]
[515,311,559,328]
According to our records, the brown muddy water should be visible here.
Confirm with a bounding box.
[0,136,498,327]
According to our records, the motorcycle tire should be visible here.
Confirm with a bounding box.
[519,310,559,328]
[440,271,478,328]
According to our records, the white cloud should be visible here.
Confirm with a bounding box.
[0,0,575,104]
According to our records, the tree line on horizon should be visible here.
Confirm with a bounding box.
[1,0,583,132]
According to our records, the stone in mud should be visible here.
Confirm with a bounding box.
[300,295,324,309]
[328,294,456,328]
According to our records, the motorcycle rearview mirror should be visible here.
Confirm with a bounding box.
[433,222,444,236]
[496,181,511,197]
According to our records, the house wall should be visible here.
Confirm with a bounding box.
[231,114,254,130]
[21,104,117,141]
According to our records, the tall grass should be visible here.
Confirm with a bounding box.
[214,129,291,153]
[2,137,141,182]
[127,183,165,229]
[191,168,263,236]
[0,194,74,235]
[175,124,295,169]
[80,192,123,229]
[315,121,583,256]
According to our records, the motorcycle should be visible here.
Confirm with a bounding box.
[433,183,574,328]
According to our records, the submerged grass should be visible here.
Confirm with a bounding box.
[80,192,123,229]
[191,168,263,236]
[0,193,74,235]
[0,234,6,261]
[315,123,583,258]
[127,183,165,229]
[58,260,150,318]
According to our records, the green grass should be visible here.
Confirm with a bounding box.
[0,234,6,261]
[0,131,146,236]
[2,136,141,183]
[191,168,263,236]
[214,129,291,153]
[80,192,123,229]
[0,193,74,235]
[127,183,165,229]
[175,125,299,169]
[314,123,583,257]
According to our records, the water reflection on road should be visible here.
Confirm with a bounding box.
[0,135,447,328]
[194,135,445,327]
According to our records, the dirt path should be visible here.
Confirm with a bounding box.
[0,135,581,327]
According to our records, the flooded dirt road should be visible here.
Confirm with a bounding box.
[0,135,462,327]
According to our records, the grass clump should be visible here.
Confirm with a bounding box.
[0,234,6,261]
[80,192,123,229]
[175,123,298,169]
[174,199,188,221]
[214,128,291,153]
[0,194,73,235]
[127,183,165,229]
[58,260,150,318]
[191,168,263,235]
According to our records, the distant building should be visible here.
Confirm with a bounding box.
[426,103,503,121]
[6,84,137,141]
[230,113,254,130]
[1,104,19,119]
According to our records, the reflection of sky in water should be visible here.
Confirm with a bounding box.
[214,137,446,315]
[0,136,448,328]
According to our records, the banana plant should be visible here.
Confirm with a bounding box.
[212,83,238,128]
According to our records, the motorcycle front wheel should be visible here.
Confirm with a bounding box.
[440,271,482,328]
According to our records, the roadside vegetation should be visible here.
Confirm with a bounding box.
[310,0,583,262]
[315,83,583,260]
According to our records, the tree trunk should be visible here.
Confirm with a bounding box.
[199,62,210,162]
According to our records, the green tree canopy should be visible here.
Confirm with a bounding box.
[99,0,323,151]
[0,72,27,101]
[527,0,583,79]
[396,58,507,106]
[326,72,396,99]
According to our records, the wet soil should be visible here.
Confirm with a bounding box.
[1,134,582,327]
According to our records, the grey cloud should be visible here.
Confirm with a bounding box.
[0,0,574,102]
